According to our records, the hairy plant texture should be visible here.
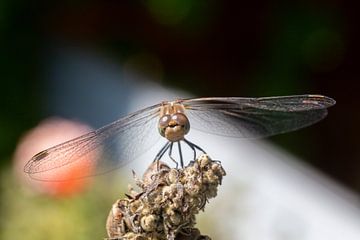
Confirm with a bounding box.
[106,154,226,240]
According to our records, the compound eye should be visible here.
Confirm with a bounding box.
[172,113,190,134]
[158,115,171,137]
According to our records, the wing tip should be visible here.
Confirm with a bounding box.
[23,160,32,173]
[307,95,336,108]
[23,150,49,173]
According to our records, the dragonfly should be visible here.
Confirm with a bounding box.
[24,94,335,181]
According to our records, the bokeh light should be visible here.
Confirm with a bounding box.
[13,117,95,197]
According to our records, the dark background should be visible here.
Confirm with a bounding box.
[1,0,359,192]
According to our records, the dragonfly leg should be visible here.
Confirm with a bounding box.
[153,141,171,171]
[153,139,206,169]
[153,141,171,162]
[183,139,196,160]
[168,142,178,168]
[183,138,207,161]
[184,138,206,154]
[178,141,184,168]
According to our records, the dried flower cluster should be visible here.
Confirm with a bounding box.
[106,154,226,240]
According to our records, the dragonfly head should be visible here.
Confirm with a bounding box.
[158,113,190,142]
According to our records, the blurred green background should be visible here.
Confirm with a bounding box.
[0,0,359,239]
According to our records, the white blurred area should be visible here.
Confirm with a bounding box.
[44,45,360,240]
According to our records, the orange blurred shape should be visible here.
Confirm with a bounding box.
[13,117,96,197]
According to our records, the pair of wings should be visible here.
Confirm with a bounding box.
[24,95,335,181]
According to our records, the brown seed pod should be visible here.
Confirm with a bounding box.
[106,154,225,240]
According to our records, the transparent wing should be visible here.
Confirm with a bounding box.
[182,95,335,138]
[24,103,162,181]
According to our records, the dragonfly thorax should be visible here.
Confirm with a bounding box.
[158,102,190,142]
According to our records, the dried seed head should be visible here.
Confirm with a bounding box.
[169,211,182,226]
[142,161,170,187]
[140,214,159,232]
[198,154,210,168]
[167,168,179,184]
[106,154,225,240]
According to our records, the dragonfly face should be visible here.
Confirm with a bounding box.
[158,102,190,142]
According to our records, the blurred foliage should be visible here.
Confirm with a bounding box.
[0,167,127,239]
